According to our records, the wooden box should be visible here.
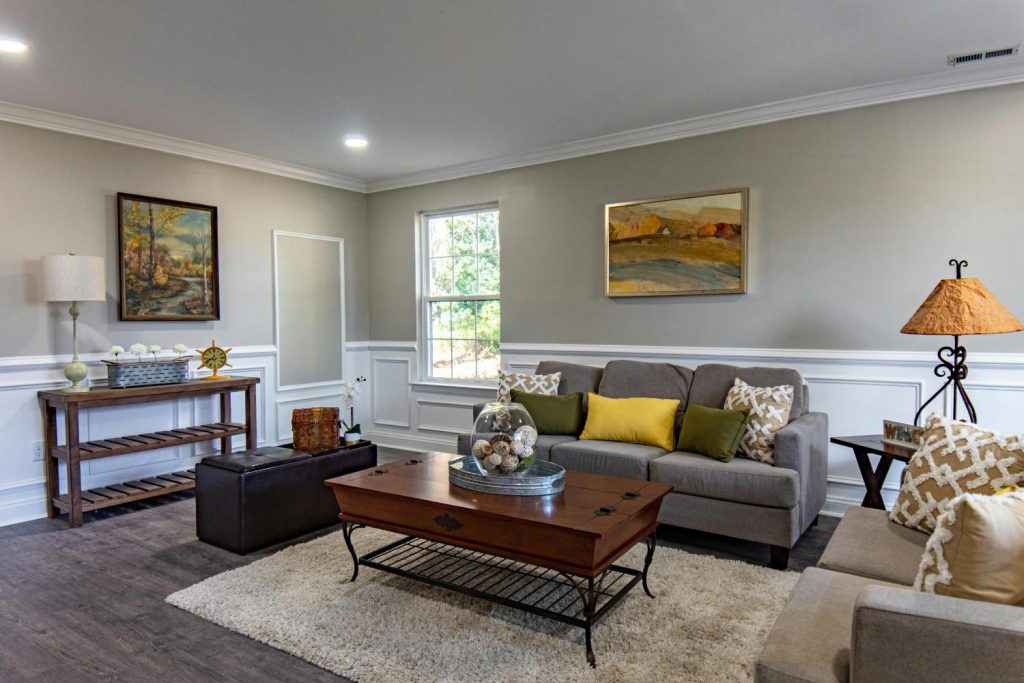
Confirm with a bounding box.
[291,407,340,454]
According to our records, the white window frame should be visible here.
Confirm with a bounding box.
[417,202,500,386]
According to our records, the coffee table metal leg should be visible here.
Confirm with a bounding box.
[341,521,364,582]
[584,576,598,668]
[641,531,657,598]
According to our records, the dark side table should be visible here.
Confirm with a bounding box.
[830,435,916,510]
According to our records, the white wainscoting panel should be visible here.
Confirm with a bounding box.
[363,341,1024,520]
[372,357,412,428]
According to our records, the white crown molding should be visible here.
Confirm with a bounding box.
[4,59,1023,196]
[499,342,1024,369]
[365,60,1024,192]
[0,101,367,193]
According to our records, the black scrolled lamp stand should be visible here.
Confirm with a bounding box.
[912,259,976,426]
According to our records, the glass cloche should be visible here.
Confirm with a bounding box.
[470,401,539,474]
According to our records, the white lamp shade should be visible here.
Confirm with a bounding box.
[42,254,106,302]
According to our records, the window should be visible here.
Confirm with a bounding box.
[422,205,500,380]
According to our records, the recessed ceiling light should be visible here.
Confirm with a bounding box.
[343,135,368,149]
[0,38,29,54]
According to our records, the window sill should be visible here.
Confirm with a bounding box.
[409,379,497,396]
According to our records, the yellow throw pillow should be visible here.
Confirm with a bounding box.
[578,393,679,451]
[914,491,1024,605]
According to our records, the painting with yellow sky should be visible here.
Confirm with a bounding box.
[605,188,747,296]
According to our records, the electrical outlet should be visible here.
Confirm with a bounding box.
[31,441,44,462]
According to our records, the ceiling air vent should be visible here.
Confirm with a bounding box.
[948,44,1019,67]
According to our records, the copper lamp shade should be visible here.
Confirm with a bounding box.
[902,259,1022,424]
[901,277,1023,336]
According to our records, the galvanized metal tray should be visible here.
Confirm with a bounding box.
[448,455,565,496]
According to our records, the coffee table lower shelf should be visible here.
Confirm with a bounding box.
[343,526,656,667]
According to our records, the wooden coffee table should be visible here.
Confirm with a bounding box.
[325,452,672,666]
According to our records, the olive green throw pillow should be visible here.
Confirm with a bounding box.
[677,403,751,462]
[511,390,583,436]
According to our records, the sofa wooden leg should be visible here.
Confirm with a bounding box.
[812,515,819,527]
[769,545,790,570]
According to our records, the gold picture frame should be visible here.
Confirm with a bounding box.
[605,187,748,297]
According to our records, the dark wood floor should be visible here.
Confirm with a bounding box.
[0,493,837,682]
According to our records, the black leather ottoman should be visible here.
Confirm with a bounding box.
[195,443,377,554]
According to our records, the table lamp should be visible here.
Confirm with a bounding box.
[901,259,1023,424]
[42,253,106,392]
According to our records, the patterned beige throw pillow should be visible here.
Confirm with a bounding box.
[497,370,560,403]
[890,414,1024,534]
[723,378,794,465]
[914,490,1024,605]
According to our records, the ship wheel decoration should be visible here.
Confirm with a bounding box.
[198,340,232,380]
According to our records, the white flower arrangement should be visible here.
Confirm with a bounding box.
[341,376,367,435]
[111,343,192,363]
[128,343,148,362]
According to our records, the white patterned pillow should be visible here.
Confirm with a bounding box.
[914,490,1024,605]
[890,414,1024,534]
[497,370,560,403]
[723,378,794,465]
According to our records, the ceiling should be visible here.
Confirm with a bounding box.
[1,1,1023,191]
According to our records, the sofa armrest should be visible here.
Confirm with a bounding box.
[773,411,828,530]
[471,401,489,420]
[852,586,1024,681]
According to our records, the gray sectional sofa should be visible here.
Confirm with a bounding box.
[457,360,829,569]
[756,506,1024,681]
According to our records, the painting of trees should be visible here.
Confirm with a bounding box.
[117,193,220,320]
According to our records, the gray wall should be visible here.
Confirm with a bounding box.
[0,121,368,358]
[367,83,1024,353]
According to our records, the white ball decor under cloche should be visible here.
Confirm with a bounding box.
[471,402,539,474]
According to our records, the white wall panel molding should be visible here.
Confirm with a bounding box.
[415,398,479,435]
[372,357,412,428]
[364,340,1024,520]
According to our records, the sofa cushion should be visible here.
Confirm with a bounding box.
[890,413,1024,534]
[579,394,679,451]
[549,440,666,480]
[535,361,603,398]
[529,435,576,461]
[755,567,904,683]
[689,363,806,419]
[915,490,1024,605]
[649,451,799,509]
[677,403,750,462]
[818,506,927,586]
[596,360,693,432]
[496,369,560,402]
[725,378,795,465]
[511,389,582,436]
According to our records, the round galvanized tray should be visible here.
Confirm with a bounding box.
[448,455,565,496]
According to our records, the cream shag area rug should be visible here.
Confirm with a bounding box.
[167,528,796,682]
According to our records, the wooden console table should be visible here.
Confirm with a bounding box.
[39,377,259,527]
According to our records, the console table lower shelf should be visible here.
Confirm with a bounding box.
[53,469,196,514]
[343,529,655,667]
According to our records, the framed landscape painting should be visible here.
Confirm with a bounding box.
[605,188,748,297]
[117,192,220,320]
